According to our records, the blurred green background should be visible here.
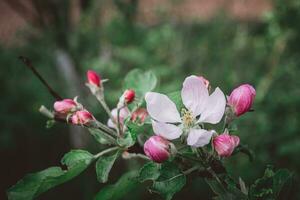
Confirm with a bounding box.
[1,0,299,199]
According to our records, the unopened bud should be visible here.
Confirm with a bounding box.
[71,110,94,125]
[54,99,77,114]
[144,136,170,163]
[213,133,240,157]
[131,108,148,123]
[228,84,256,116]
[87,70,101,87]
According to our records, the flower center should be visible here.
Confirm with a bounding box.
[181,108,194,127]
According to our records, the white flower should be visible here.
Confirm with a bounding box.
[107,107,130,130]
[145,75,226,147]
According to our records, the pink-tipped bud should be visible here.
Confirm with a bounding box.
[228,84,256,116]
[198,76,210,88]
[131,108,148,123]
[144,136,170,163]
[87,70,101,87]
[123,89,135,104]
[213,133,240,157]
[54,99,77,114]
[71,110,94,125]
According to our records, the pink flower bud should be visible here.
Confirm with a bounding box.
[87,70,101,87]
[228,84,256,116]
[53,99,77,114]
[144,136,170,163]
[124,89,135,104]
[213,133,240,157]
[131,108,148,123]
[198,76,210,88]
[71,110,94,125]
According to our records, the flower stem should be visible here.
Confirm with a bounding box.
[94,146,119,159]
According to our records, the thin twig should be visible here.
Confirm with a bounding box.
[19,56,63,100]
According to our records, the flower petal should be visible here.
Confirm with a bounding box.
[152,120,182,140]
[187,128,213,147]
[181,75,209,117]
[198,87,226,124]
[145,92,181,123]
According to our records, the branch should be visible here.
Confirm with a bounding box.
[19,56,63,100]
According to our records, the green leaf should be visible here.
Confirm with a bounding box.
[96,150,120,183]
[249,167,293,200]
[88,128,113,145]
[94,171,140,200]
[117,130,137,148]
[150,162,186,200]
[138,162,160,182]
[126,120,151,136]
[7,150,93,200]
[123,69,157,102]
[167,91,184,111]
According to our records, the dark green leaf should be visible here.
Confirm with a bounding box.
[138,162,160,182]
[96,150,120,183]
[249,167,293,200]
[150,162,186,200]
[7,150,93,200]
[94,171,140,200]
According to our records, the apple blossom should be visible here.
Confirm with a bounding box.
[131,108,148,123]
[145,75,226,147]
[198,76,210,88]
[87,70,101,87]
[144,135,170,163]
[107,107,130,130]
[213,133,240,157]
[71,110,94,125]
[53,99,77,114]
[228,84,256,116]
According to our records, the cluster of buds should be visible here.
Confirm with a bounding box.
[53,98,94,125]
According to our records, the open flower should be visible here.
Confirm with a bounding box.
[107,107,130,130]
[145,75,226,147]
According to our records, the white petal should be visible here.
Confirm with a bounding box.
[107,119,115,128]
[187,128,213,147]
[145,92,181,123]
[181,75,209,117]
[152,120,182,140]
[198,87,226,124]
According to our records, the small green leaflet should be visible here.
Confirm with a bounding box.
[96,150,120,183]
[138,162,160,182]
[7,150,93,200]
[94,171,140,200]
[123,69,157,103]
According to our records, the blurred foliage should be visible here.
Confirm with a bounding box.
[1,0,300,199]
